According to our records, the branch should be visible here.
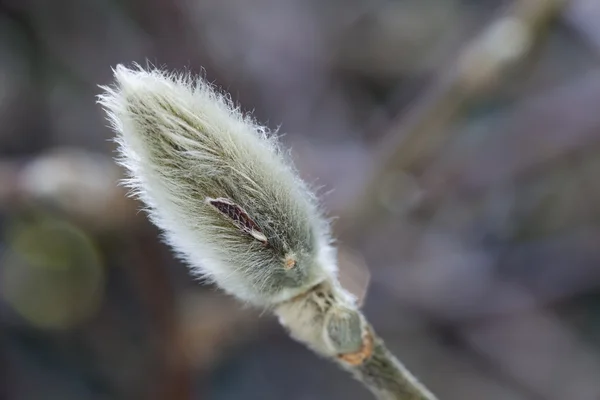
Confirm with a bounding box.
[348,326,436,400]
[0,148,138,232]
[337,0,569,242]
[98,65,437,400]
[275,282,436,400]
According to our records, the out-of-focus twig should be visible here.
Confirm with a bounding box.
[127,234,192,400]
[337,0,569,243]
[0,147,139,232]
[461,303,600,399]
[562,0,600,55]
[420,70,600,206]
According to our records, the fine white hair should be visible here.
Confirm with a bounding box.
[98,64,337,306]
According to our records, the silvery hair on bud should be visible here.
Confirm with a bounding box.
[98,65,338,307]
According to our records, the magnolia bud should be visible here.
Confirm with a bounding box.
[98,65,337,306]
[98,65,437,400]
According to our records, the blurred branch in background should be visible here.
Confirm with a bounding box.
[337,0,569,243]
[563,0,600,55]
[127,233,192,400]
[420,69,600,218]
[0,148,137,232]
[461,305,600,399]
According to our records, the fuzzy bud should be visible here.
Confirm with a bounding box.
[98,65,338,307]
[98,66,439,400]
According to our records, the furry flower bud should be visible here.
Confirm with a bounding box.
[98,65,337,306]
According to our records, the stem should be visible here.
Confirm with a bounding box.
[343,323,437,400]
[274,284,437,400]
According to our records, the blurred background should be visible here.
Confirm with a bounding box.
[1,0,600,399]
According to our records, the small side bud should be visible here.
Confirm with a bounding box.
[275,280,371,363]
[284,254,297,270]
[324,307,365,355]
